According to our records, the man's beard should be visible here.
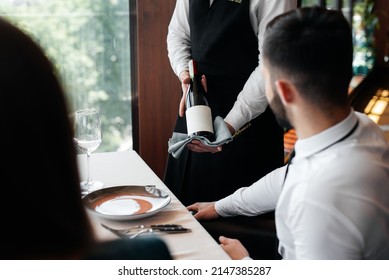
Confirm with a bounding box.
[268,89,293,131]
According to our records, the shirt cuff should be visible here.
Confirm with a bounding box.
[224,110,250,132]
[215,196,237,217]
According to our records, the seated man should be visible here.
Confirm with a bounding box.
[188,6,389,260]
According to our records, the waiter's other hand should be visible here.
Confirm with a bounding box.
[178,70,208,117]
[186,119,236,153]
[186,202,219,220]
[187,140,222,153]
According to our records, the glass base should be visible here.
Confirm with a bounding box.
[80,180,104,196]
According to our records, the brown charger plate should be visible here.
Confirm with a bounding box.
[82,185,171,220]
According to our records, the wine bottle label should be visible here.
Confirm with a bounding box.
[186,105,214,135]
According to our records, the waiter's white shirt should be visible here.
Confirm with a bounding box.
[216,111,389,259]
[167,0,297,131]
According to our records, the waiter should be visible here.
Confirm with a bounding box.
[164,0,296,206]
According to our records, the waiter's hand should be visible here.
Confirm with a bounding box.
[187,140,222,153]
[179,70,190,117]
[186,122,235,153]
[178,70,208,117]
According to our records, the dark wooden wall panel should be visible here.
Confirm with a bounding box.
[135,0,179,179]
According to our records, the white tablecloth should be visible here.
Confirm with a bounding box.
[77,151,230,260]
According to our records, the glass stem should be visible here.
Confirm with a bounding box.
[86,152,93,188]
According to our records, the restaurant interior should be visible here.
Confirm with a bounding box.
[128,0,389,180]
[1,0,388,260]
[133,0,389,259]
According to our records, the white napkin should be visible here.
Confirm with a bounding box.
[168,116,233,158]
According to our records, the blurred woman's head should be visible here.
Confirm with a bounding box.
[0,16,94,259]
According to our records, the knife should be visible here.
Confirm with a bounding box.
[150,224,181,228]
[152,227,191,233]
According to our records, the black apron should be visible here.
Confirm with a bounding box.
[164,0,284,206]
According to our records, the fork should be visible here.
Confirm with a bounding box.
[101,225,154,239]
[103,224,147,235]
[101,223,190,238]
[127,228,154,239]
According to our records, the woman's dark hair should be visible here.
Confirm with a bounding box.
[262,7,353,108]
[0,17,94,259]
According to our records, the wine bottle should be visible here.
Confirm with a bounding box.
[185,59,215,142]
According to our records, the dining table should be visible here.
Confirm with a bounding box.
[77,150,231,260]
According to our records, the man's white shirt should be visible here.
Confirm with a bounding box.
[216,111,389,259]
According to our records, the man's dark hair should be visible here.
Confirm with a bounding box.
[262,7,353,108]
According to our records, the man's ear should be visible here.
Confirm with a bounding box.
[275,79,295,105]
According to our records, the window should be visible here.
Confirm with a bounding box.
[0,0,133,152]
[299,0,378,76]
[299,1,353,22]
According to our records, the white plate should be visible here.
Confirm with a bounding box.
[82,185,171,220]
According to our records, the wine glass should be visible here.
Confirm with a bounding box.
[74,109,104,195]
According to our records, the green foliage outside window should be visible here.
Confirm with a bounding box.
[298,0,379,75]
[0,0,133,152]
[352,0,379,75]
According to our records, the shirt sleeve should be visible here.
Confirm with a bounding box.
[215,166,287,217]
[224,0,297,131]
[166,0,191,78]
